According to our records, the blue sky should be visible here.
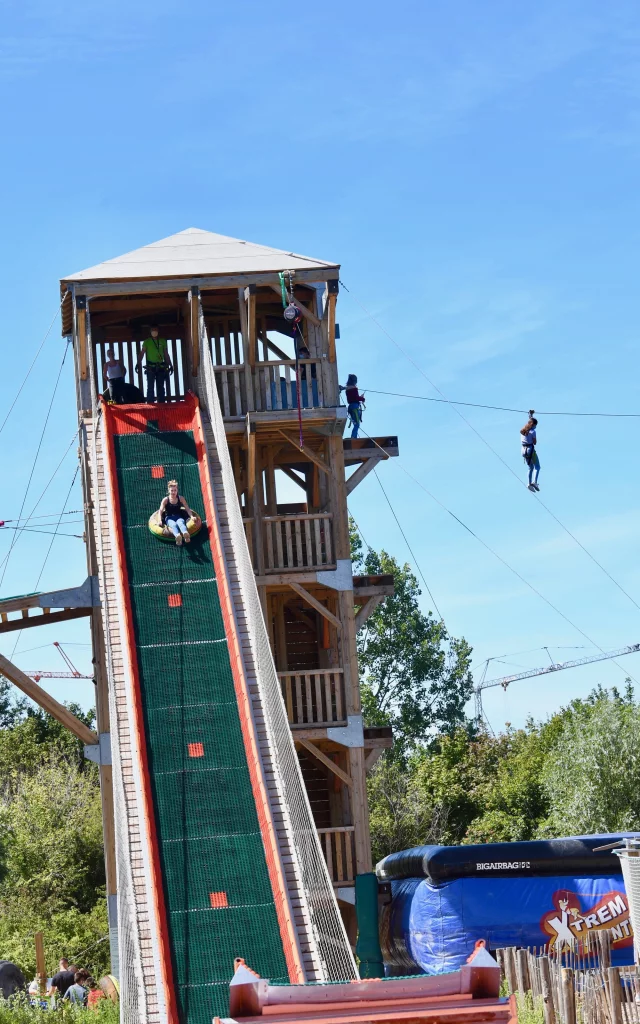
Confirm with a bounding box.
[2,0,640,728]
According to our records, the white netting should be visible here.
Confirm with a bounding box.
[616,842,640,963]
[84,309,154,1023]
[198,317,358,983]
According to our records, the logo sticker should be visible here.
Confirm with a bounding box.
[540,889,632,949]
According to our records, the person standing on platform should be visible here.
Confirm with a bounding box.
[136,326,173,404]
[103,348,127,403]
[340,374,366,439]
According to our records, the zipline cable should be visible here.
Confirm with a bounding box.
[342,397,444,619]
[363,389,640,418]
[372,468,444,621]
[357,427,638,686]
[9,465,81,660]
[0,427,80,577]
[0,339,72,590]
[0,294,67,437]
[340,284,640,616]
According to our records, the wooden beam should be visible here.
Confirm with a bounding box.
[0,593,40,615]
[354,595,384,632]
[283,601,317,633]
[76,297,88,381]
[246,416,256,502]
[0,652,97,745]
[190,287,200,376]
[279,465,307,491]
[297,738,353,787]
[245,285,257,366]
[259,332,291,362]
[75,268,340,298]
[345,458,378,496]
[0,607,92,634]
[364,748,384,773]
[325,291,337,363]
[277,430,329,474]
[288,582,342,631]
[269,284,322,327]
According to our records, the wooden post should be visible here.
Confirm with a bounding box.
[539,956,556,1024]
[190,286,200,377]
[245,285,256,368]
[0,653,97,745]
[561,968,576,1024]
[324,279,338,364]
[504,947,517,996]
[609,966,624,1024]
[76,295,88,381]
[516,948,531,995]
[35,931,46,998]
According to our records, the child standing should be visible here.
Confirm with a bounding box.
[103,348,127,404]
[340,374,366,439]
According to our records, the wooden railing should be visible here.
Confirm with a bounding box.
[213,359,329,418]
[264,513,334,573]
[253,359,323,412]
[318,827,355,885]
[279,670,346,727]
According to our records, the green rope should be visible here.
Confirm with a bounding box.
[278,271,288,309]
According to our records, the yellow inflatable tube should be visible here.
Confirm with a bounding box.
[148,510,202,541]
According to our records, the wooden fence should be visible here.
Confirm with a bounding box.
[497,933,639,1024]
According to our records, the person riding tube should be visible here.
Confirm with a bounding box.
[520,413,540,491]
[340,374,365,439]
[159,480,195,546]
[136,327,173,404]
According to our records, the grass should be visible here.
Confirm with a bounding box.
[515,993,545,1024]
[0,996,119,1023]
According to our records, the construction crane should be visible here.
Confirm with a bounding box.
[25,670,93,681]
[22,641,93,682]
[474,642,640,723]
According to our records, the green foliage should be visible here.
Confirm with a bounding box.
[0,995,118,1024]
[0,763,105,913]
[541,684,640,834]
[350,520,473,756]
[368,684,640,863]
[0,679,108,980]
[0,900,110,982]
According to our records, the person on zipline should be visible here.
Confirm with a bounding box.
[340,374,366,439]
[136,326,173,404]
[520,413,540,491]
[159,480,195,545]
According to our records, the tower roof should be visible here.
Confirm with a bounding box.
[62,228,338,283]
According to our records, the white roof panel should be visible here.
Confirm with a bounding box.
[63,227,338,282]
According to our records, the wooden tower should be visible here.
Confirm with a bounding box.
[60,228,397,930]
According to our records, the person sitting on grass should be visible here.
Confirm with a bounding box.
[159,479,196,546]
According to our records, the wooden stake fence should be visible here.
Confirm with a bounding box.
[496,932,640,1024]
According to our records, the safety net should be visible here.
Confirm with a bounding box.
[198,315,358,984]
[111,413,290,1022]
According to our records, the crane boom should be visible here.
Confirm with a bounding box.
[476,643,640,700]
[25,670,93,680]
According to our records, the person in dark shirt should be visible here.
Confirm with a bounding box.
[339,374,366,438]
[48,959,76,999]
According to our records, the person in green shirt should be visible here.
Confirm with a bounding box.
[136,326,173,404]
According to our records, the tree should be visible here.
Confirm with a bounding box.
[540,684,640,835]
[350,520,473,756]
